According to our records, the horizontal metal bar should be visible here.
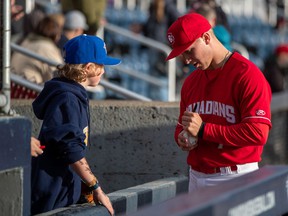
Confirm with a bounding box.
[115,66,167,87]
[10,43,151,101]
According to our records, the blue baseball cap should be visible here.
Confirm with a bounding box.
[63,34,121,65]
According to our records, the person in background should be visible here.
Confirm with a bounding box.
[11,15,63,84]
[57,10,89,51]
[14,8,46,45]
[48,12,65,34]
[166,13,272,192]
[31,34,120,215]
[10,0,25,41]
[189,0,231,33]
[143,0,181,77]
[10,0,24,21]
[194,3,232,51]
[142,0,183,100]
[263,44,288,93]
[10,0,45,158]
[61,0,107,35]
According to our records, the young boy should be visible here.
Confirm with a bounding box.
[31,34,120,215]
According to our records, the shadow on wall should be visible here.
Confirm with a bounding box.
[87,124,188,193]
[11,100,188,193]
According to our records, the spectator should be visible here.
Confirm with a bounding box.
[48,12,65,33]
[10,0,25,41]
[263,44,288,93]
[30,34,119,215]
[143,0,181,77]
[213,25,232,52]
[189,0,231,32]
[10,0,24,21]
[194,3,232,51]
[10,1,45,158]
[193,2,217,27]
[11,15,63,84]
[15,8,46,45]
[57,10,89,51]
[61,0,107,35]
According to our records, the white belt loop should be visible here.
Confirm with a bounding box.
[219,162,259,175]
[236,162,259,173]
[220,166,233,175]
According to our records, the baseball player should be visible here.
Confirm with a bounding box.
[166,13,272,192]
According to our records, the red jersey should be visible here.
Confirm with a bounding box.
[175,52,272,168]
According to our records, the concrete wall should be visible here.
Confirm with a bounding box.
[10,99,288,195]
[11,100,188,194]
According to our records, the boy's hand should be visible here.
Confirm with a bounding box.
[31,137,43,157]
[93,188,114,216]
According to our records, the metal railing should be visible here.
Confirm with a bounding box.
[10,43,152,101]
[104,23,177,101]
[9,22,178,101]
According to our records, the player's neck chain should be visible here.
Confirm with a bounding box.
[221,50,232,70]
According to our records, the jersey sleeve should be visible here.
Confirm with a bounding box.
[238,64,272,128]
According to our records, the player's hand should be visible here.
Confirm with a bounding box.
[181,111,203,137]
[177,130,198,151]
[31,137,43,157]
[93,188,114,216]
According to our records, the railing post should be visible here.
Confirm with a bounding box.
[0,0,10,114]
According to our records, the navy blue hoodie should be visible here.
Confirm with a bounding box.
[31,77,89,214]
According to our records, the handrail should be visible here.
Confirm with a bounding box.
[115,66,167,87]
[10,43,152,101]
[10,73,44,92]
[104,23,177,101]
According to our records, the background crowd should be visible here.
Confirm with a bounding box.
[9,0,288,100]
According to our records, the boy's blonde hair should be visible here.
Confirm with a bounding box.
[56,64,87,83]
[56,63,99,83]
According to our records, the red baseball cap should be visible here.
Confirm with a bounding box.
[275,44,288,55]
[166,13,211,61]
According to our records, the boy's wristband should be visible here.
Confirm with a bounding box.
[86,178,100,191]
[88,181,100,191]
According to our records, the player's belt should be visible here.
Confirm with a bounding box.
[191,162,258,174]
[191,166,237,174]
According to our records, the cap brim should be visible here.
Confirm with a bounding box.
[166,43,193,61]
[96,57,121,66]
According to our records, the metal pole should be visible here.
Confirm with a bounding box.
[25,0,35,14]
[0,0,10,114]
[285,0,288,20]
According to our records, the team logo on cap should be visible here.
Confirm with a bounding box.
[256,110,266,116]
[167,33,175,45]
[103,43,107,54]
